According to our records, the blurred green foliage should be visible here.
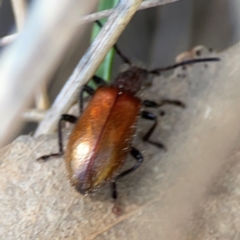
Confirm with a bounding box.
[90,0,119,84]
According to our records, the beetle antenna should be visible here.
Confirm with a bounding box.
[95,20,131,65]
[149,57,220,75]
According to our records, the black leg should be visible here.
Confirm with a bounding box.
[37,114,77,161]
[141,111,166,150]
[95,20,131,65]
[117,147,144,179]
[110,147,143,201]
[111,181,117,201]
[92,75,106,86]
[79,85,94,114]
[142,99,185,108]
[79,76,107,114]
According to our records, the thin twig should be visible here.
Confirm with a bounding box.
[0,0,179,47]
[25,0,178,123]
[80,0,178,24]
[35,84,50,110]
[22,109,46,122]
[34,0,144,136]
[0,0,97,147]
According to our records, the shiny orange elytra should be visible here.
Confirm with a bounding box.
[65,85,141,194]
[39,66,153,200]
[38,21,220,201]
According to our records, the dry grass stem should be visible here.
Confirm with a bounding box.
[0,0,179,47]
[0,0,97,147]
[80,0,179,24]
[22,109,46,122]
[35,83,50,110]
[35,0,144,136]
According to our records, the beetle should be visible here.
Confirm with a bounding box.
[38,21,220,201]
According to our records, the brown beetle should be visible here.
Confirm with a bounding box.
[38,21,220,200]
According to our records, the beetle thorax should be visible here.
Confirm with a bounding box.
[112,66,148,95]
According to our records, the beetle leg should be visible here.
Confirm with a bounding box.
[37,114,77,161]
[118,147,144,179]
[142,99,185,108]
[110,147,143,200]
[79,85,95,114]
[141,111,166,150]
[79,76,107,114]
[92,75,107,86]
[111,181,117,200]
[95,20,131,65]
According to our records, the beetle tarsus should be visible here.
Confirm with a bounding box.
[111,181,117,201]
[58,114,77,153]
[79,85,95,114]
[110,147,144,201]
[37,114,77,162]
[141,111,167,150]
[117,147,144,180]
[37,152,63,162]
[143,99,185,108]
[158,99,186,108]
